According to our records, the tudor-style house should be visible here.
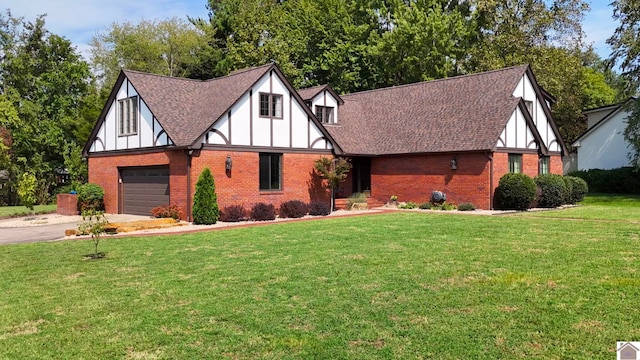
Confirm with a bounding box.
[84,63,565,219]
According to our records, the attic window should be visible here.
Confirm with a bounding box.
[259,93,283,119]
[315,105,334,124]
[525,100,534,116]
[118,96,138,136]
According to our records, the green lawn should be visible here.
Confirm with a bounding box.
[1,196,639,359]
[0,204,57,218]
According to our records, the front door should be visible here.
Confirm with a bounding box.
[351,157,371,195]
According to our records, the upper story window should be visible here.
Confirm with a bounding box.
[315,105,334,124]
[508,153,522,173]
[539,156,550,175]
[525,100,534,116]
[259,153,282,191]
[259,93,283,118]
[118,96,138,136]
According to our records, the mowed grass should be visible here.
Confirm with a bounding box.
[0,204,57,218]
[1,196,639,359]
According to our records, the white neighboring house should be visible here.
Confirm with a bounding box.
[573,99,635,170]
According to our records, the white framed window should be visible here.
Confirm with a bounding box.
[509,153,522,173]
[259,93,283,118]
[118,96,138,136]
[539,156,550,175]
[315,105,334,124]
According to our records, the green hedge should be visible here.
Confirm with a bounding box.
[494,173,537,210]
[568,167,640,194]
[534,174,566,208]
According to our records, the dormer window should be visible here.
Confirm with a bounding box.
[259,93,283,119]
[315,105,334,124]
[118,96,138,136]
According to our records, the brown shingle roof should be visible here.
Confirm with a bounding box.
[123,64,273,147]
[327,65,529,155]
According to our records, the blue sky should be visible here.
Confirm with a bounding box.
[0,0,620,64]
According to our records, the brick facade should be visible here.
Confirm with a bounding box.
[190,150,330,213]
[88,149,330,220]
[370,152,493,209]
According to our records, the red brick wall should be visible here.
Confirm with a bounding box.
[191,150,330,212]
[89,149,331,221]
[88,150,188,218]
[56,194,78,215]
[370,153,493,209]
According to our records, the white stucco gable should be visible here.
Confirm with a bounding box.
[496,106,539,150]
[203,69,334,151]
[510,72,562,153]
[573,104,633,170]
[88,77,174,153]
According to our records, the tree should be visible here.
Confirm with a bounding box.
[192,167,219,224]
[91,18,208,87]
[314,157,351,210]
[17,172,36,212]
[608,0,640,169]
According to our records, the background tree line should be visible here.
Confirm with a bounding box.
[0,0,638,205]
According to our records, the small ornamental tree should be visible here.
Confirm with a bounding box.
[192,167,219,224]
[314,157,351,211]
[17,172,37,213]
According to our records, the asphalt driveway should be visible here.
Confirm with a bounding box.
[0,214,150,245]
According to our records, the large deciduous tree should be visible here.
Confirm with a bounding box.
[91,17,208,87]
[608,0,640,168]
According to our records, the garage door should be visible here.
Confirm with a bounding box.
[121,166,170,216]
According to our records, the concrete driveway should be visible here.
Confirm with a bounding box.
[0,214,150,245]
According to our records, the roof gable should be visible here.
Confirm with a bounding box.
[329,65,529,155]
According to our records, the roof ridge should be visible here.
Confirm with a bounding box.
[122,69,203,82]
[206,64,274,83]
[342,64,528,98]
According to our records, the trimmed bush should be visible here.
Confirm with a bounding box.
[457,202,476,211]
[192,167,219,225]
[569,167,639,194]
[308,200,331,216]
[565,176,589,203]
[251,203,276,221]
[534,174,567,208]
[151,204,182,220]
[220,205,248,222]
[494,173,537,210]
[76,183,105,212]
[562,176,573,204]
[279,200,308,218]
[419,202,432,210]
[398,202,418,209]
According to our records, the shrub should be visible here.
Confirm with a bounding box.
[432,202,457,211]
[398,202,418,209]
[17,172,37,212]
[192,167,219,225]
[534,174,567,208]
[346,192,367,208]
[562,176,573,204]
[251,203,276,221]
[568,167,640,194]
[494,173,537,210]
[565,176,589,204]
[279,200,308,218]
[457,202,476,211]
[151,204,182,220]
[308,200,331,216]
[220,205,248,222]
[76,183,105,212]
[419,202,432,210]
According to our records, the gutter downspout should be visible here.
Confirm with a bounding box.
[186,149,192,222]
[488,153,494,210]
